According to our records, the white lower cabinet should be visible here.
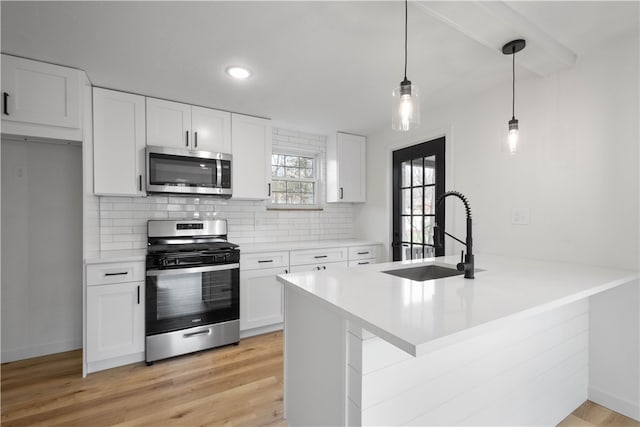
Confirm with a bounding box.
[240,267,287,331]
[240,251,289,336]
[85,261,145,374]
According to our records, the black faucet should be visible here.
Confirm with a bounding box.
[433,191,474,279]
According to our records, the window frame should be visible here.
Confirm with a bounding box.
[268,148,324,210]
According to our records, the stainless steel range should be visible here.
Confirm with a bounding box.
[145,219,240,364]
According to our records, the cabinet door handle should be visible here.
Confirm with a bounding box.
[314,255,327,259]
[186,131,189,147]
[340,187,344,200]
[284,269,288,274]
[258,260,274,263]
[316,266,321,270]
[3,92,8,116]
[323,266,327,270]
[194,131,198,148]
[183,329,211,338]
[138,175,143,192]
[137,285,140,304]
[358,261,369,265]
[268,183,271,197]
[357,251,369,255]
[104,272,128,276]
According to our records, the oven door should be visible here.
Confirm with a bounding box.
[145,263,239,336]
[146,146,232,196]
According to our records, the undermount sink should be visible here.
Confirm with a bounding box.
[382,264,464,281]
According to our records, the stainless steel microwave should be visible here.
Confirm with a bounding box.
[146,146,232,197]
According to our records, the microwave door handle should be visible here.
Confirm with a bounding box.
[146,263,240,277]
[216,159,222,188]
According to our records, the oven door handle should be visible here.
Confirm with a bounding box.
[146,263,240,277]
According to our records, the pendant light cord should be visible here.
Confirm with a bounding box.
[404,0,408,80]
[512,45,516,119]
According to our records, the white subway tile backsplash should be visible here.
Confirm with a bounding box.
[97,127,353,251]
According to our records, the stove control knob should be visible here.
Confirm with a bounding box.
[160,259,169,267]
[175,259,181,265]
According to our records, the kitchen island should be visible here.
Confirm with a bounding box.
[277,255,639,426]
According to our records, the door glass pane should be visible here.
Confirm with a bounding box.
[424,155,436,185]
[424,186,435,215]
[402,161,411,187]
[412,187,423,214]
[412,158,423,186]
[411,245,423,259]
[402,243,411,261]
[402,189,411,214]
[412,216,423,243]
[424,216,435,245]
[402,216,411,242]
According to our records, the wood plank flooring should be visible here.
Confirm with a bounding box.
[2,330,637,426]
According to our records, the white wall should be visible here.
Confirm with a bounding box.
[354,29,639,419]
[1,139,83,362]
[356,30,639,271]
[97,128,354,250]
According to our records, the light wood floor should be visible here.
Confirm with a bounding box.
[1,331,637,426]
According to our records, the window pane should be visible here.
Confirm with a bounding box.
[273,192,286,204]
[299,157,312,168]
[271,154,279,166]
[300,182,314,193]
[272,166,284,177]
[287,193,301,204]
[301,194,314,205]
[402,161,411,187]
[412,158,423,186]
[424,187,435,215]
[412,216,423,243]
[300,168,313,178]
[285,167,299,178]
[424,156,436,185]
[412,187,423,214]
[402,188,411,214]
[277,155,287,166]
[411,245,423,259]
[285,156,299,167]
[272,180,286,192]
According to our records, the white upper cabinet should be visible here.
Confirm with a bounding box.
[327,132,366,203]
[191,106,232,153]
[93,88,146,196]
[146,97,231,153]
[231,113,272,200]
[1,54,82,140]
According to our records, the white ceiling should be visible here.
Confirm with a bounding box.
[1,1,637,136]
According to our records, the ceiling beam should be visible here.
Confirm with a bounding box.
[415,1,577,77]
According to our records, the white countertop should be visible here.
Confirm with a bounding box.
[84,249,147,264]
[237,239,381,254]
[83,239,381,263]
[277,254,639,357]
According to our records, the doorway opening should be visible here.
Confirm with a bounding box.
[392,137,445,262]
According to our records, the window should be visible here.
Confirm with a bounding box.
[270,152,319,207]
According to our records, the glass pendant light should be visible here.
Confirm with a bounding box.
[392,0,419,131]
[502,39,526,154]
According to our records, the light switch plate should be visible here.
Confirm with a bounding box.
[511,208,530,225]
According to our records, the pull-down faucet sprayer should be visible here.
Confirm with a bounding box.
[433,191,474,279]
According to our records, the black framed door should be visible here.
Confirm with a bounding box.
[392,137,445,261]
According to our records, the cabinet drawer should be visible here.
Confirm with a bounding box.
[348,246,377,261]
[348,260,374,267]
[241,251,289,271]
[290,247,347,266]
[289,261,348,273]
[87,262,145,286]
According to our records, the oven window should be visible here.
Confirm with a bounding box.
[146,267,239,335]
[149,153,216,188]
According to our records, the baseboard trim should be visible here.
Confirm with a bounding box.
[1,339,82,363]
[240,323,283,339]
[588,385,640,421]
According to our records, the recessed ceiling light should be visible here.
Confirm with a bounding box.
[226,66,251,79]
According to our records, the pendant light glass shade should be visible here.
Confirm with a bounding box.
[502,39,525,154]
[392,0,419,132]
[392,79,420,131]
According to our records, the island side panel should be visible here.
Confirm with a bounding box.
[347,299,589,426]
[284,286,348,426]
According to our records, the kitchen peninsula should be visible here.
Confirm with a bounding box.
[277,255,639,426]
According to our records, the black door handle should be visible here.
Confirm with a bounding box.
[186,131,189,147]
[268,183,271,196]
[3,92,9,116]
[340,187,344,200]
[194,131,198,148]
[137,285,140,304]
